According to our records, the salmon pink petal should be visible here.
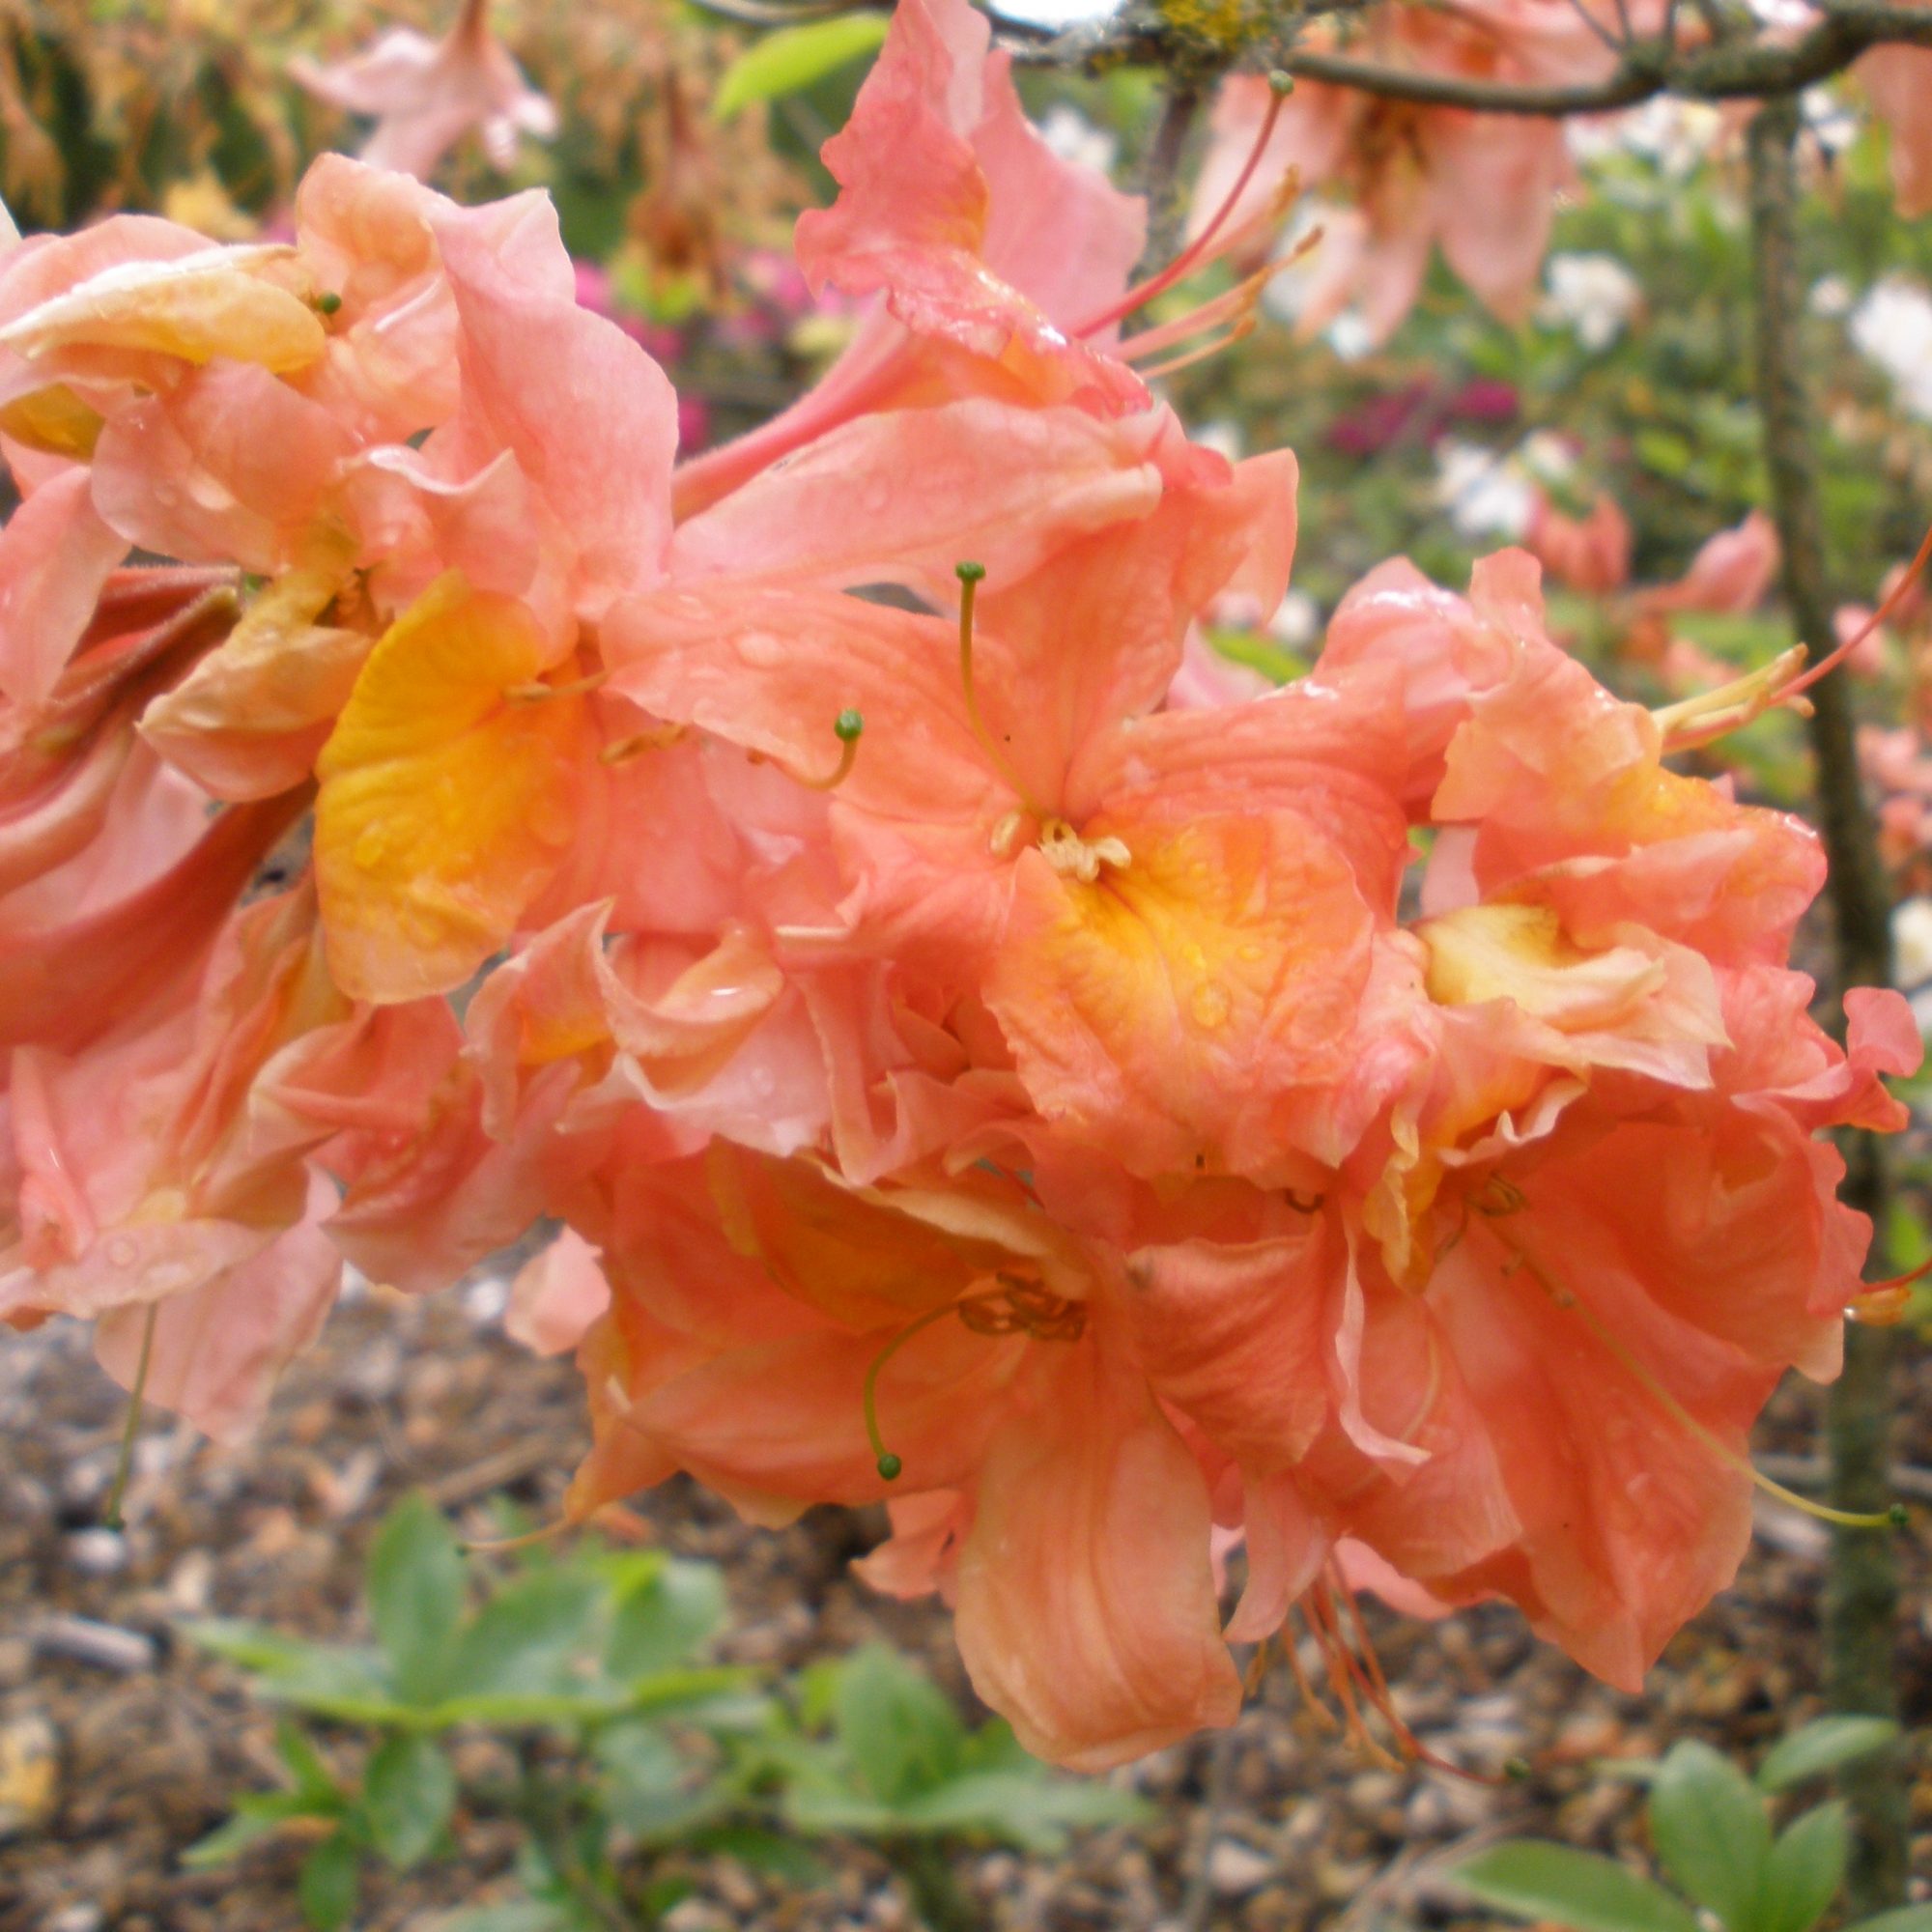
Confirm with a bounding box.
[90,363,355,574]
[1226,1472,1333,1641]
[1421,1226,1763,1690]
[668,398,1165,598]
[794,0,1145,417]
[606,586,996,829]
[505,1227,611,1357]
[429,196,677,616]
[854,1489,972,1602]
[289,0,555,183]
[1858,47,1932,219]
[91,1179,340,1440]
[952,1344,1240,1770]
[1122,1221,1339,1470]
[0,466,128,705]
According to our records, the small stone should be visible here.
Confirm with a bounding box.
[0,1714,58,1840]
[1208,1838,1277,1897]
[37,1613,156,1673]
[660,1904,732,1932]
[47,1908,105,1932]
[63,1527,128,1576]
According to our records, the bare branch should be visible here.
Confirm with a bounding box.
[994,0,1932,119]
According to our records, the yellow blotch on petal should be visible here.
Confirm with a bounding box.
[1419,902,1664,1034]
[990,812,1368,1171]
[0,382,103,459]
[0,245,325,373]
[315,574,586,1004]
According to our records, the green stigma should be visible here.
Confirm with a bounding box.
[315,291,344,316]
[876,1453,903,1482]
[835,708,865,744]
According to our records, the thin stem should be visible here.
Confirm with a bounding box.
[102,1303,158,1531]
[1747,99,1907,1916]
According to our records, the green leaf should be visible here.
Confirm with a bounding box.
[692,1823,833,1887]
[1847,1909,1932,1932]
[1755,1719,1900,1793]
[181,1793,322,1868]
[596,1721,726,1840]
[364,1734,456,1869]
[274,1718,345,1805]
[436,1907,568,1932]
[1757,1803,1849,1932]
[1453,1842,1702,1932]
[183,1621,392,1717]
[712,14,890,121]
[892,1769,1153,1852]
[604,1556,726,1681]
[443,1567,602,1703]
[298,1830,361,1932]
[366,1493,466,1706]
[1649,1740,1773,1931]
[832,1644,966,1804]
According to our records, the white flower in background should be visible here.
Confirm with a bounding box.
[1517,430,1579,488]
[1193,418,1245,464]
[1434,440,1535,541]
[1569,99,1723,179]
[1810,275,1854,319]
[990,0,1120,24]
[1541,252,1641,352]
[1799,86,1860,158]
[1269,588,1321,650]
[1851,277,1932,421]
[1894,896,1932,992]
[1037,103,1117,177]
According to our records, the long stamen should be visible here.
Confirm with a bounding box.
[1494,1227,1907,1531]
[599,722,689,765]
[862,1299,968,1482]
[1848,1247,1932,1324]
[954,562,1045,820]
[1133,318,1257,384]
[102,1303,158,1531]
[1671,519,1932,750]
[505,668,611,705]
[790,709,865,792]
[1777,518,1932,703]
[1070,73,1296,341]
[459,1517,590,1553]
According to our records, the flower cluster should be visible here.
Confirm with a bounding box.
[0,0,1915,1771]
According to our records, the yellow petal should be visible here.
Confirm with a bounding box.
[315,574,585,1003]
[141,564,369,800]
[0,245,325,373]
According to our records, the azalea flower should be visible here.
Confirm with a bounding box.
[1192,1,1660,344]
[288,0,557,183]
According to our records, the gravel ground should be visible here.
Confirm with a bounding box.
[3,1276,1930,1932]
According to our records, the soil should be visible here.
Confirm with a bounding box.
[3,1272,1930,1932]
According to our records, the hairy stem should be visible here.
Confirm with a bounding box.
[1746,98,1906,1916]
